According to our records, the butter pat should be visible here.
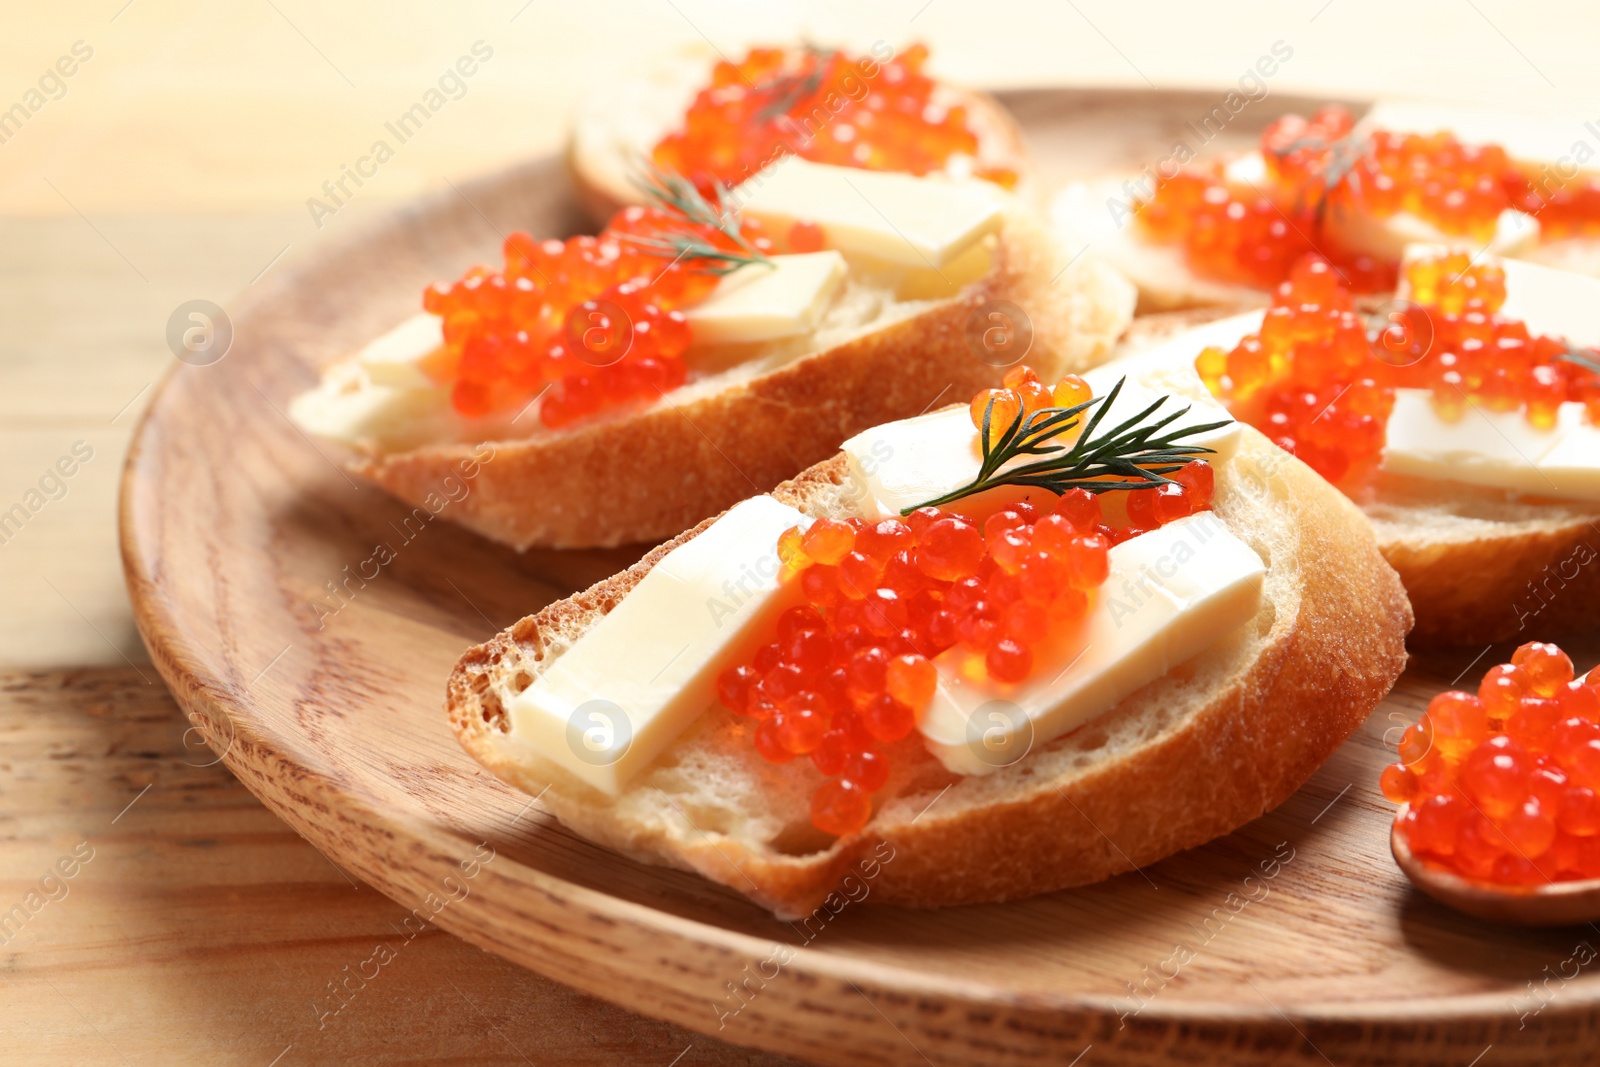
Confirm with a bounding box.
[682,251,846,345]
[508,496,812,795]
[1537,405,1600,500]
[840,363,1242,522]
[288,360,454,452]
[356,313,447,389]
[1381,388,1562,492]
[733,157,1004,269]
[1325,201,1538,263]
[919,513,1266,776]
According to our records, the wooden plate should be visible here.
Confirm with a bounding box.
[121,89,1600,1066]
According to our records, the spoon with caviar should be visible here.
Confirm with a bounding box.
[1381,641,1600,925]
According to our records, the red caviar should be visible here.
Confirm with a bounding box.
[652,44,1016,198]
[1138,104,1600,292]
[1197,250,1600,486]
[1385,641,1600,886]
[1196,255,1396,484]
[422,201,773,428]
[1389,253,1600,429]
[715,370,1217,836]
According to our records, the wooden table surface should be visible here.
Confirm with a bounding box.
[7,3,1600,1063]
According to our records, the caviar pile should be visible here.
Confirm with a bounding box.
[1384,642,1600,885]
[1196,255,1396,484]
[1139,104,1600,290]
[1138,107,1388,291]
[422,203,774,428]
[652,44,1016,197]
[714,369,1217,837]
[1388,253,1600,428]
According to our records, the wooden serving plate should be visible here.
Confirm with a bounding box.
[121,89,1600,1066]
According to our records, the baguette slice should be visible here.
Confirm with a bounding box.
[1121,311,1600,648]
[565,43,1035,227]
[446,385,1411,917]
[353,206,1133,549]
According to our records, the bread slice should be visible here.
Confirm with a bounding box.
[565,43,1035,227]
[354,206,1134,549]
[446,387,1412,917]
[1121,310,1600,648]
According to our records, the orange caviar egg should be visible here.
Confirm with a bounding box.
[715,390,1219,836]
[651,44,1011,199]
[1052,374,1093,410]
[1389,640,1600,885]
[970,388,1023,442]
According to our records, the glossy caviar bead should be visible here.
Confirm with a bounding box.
[1052,374,1093,410]
[1513,641,1575,696]
[970,388,1023,443]
[916,516,984,581]
[803,518,856,566]
[1054,488,1102,530]
[811,777,872,837]
[862,693,916,742]
[885,653,936,710]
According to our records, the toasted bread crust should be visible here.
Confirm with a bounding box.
[448,428,1411,916]
[357,215,1131,549]
[1371,502,1600,648]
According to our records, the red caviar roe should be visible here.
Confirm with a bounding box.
[1138,103,1600,292]
[652,44,1015,198]
[1197,255,1397,485]
[1391,253,1600,429]
[1385,640,1600,885]
[715,372,1217,836]
[423,202,773,428]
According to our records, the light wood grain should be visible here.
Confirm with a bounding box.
[118,89,1600,1067]
[0,667,812,1067]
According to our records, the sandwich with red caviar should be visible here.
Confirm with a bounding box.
[1054,102,1600,312]
[289,165,1131,549]
[566,42,1031,226]
[1114,246,1600,646]
[447,364,1408,916]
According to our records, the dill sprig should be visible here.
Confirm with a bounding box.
[903,378,1230,514]
[1265,129,1373,226]
[625,164,773,273]
[753,45,837,124]
[1556,344,1600,378]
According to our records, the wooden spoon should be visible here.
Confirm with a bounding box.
[1391,805,1600,926]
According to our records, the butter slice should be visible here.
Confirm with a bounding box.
[1381,387,1563,492]
[288,360,454,452]
[733,158,1004,269]
[1537,405,1600,501]
[681,251,846,345]
[840,369,1241,521]
[1325,201,1538,263]
[508,496,811,796]
[919,513,1266,776]
[356,313,446,389]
